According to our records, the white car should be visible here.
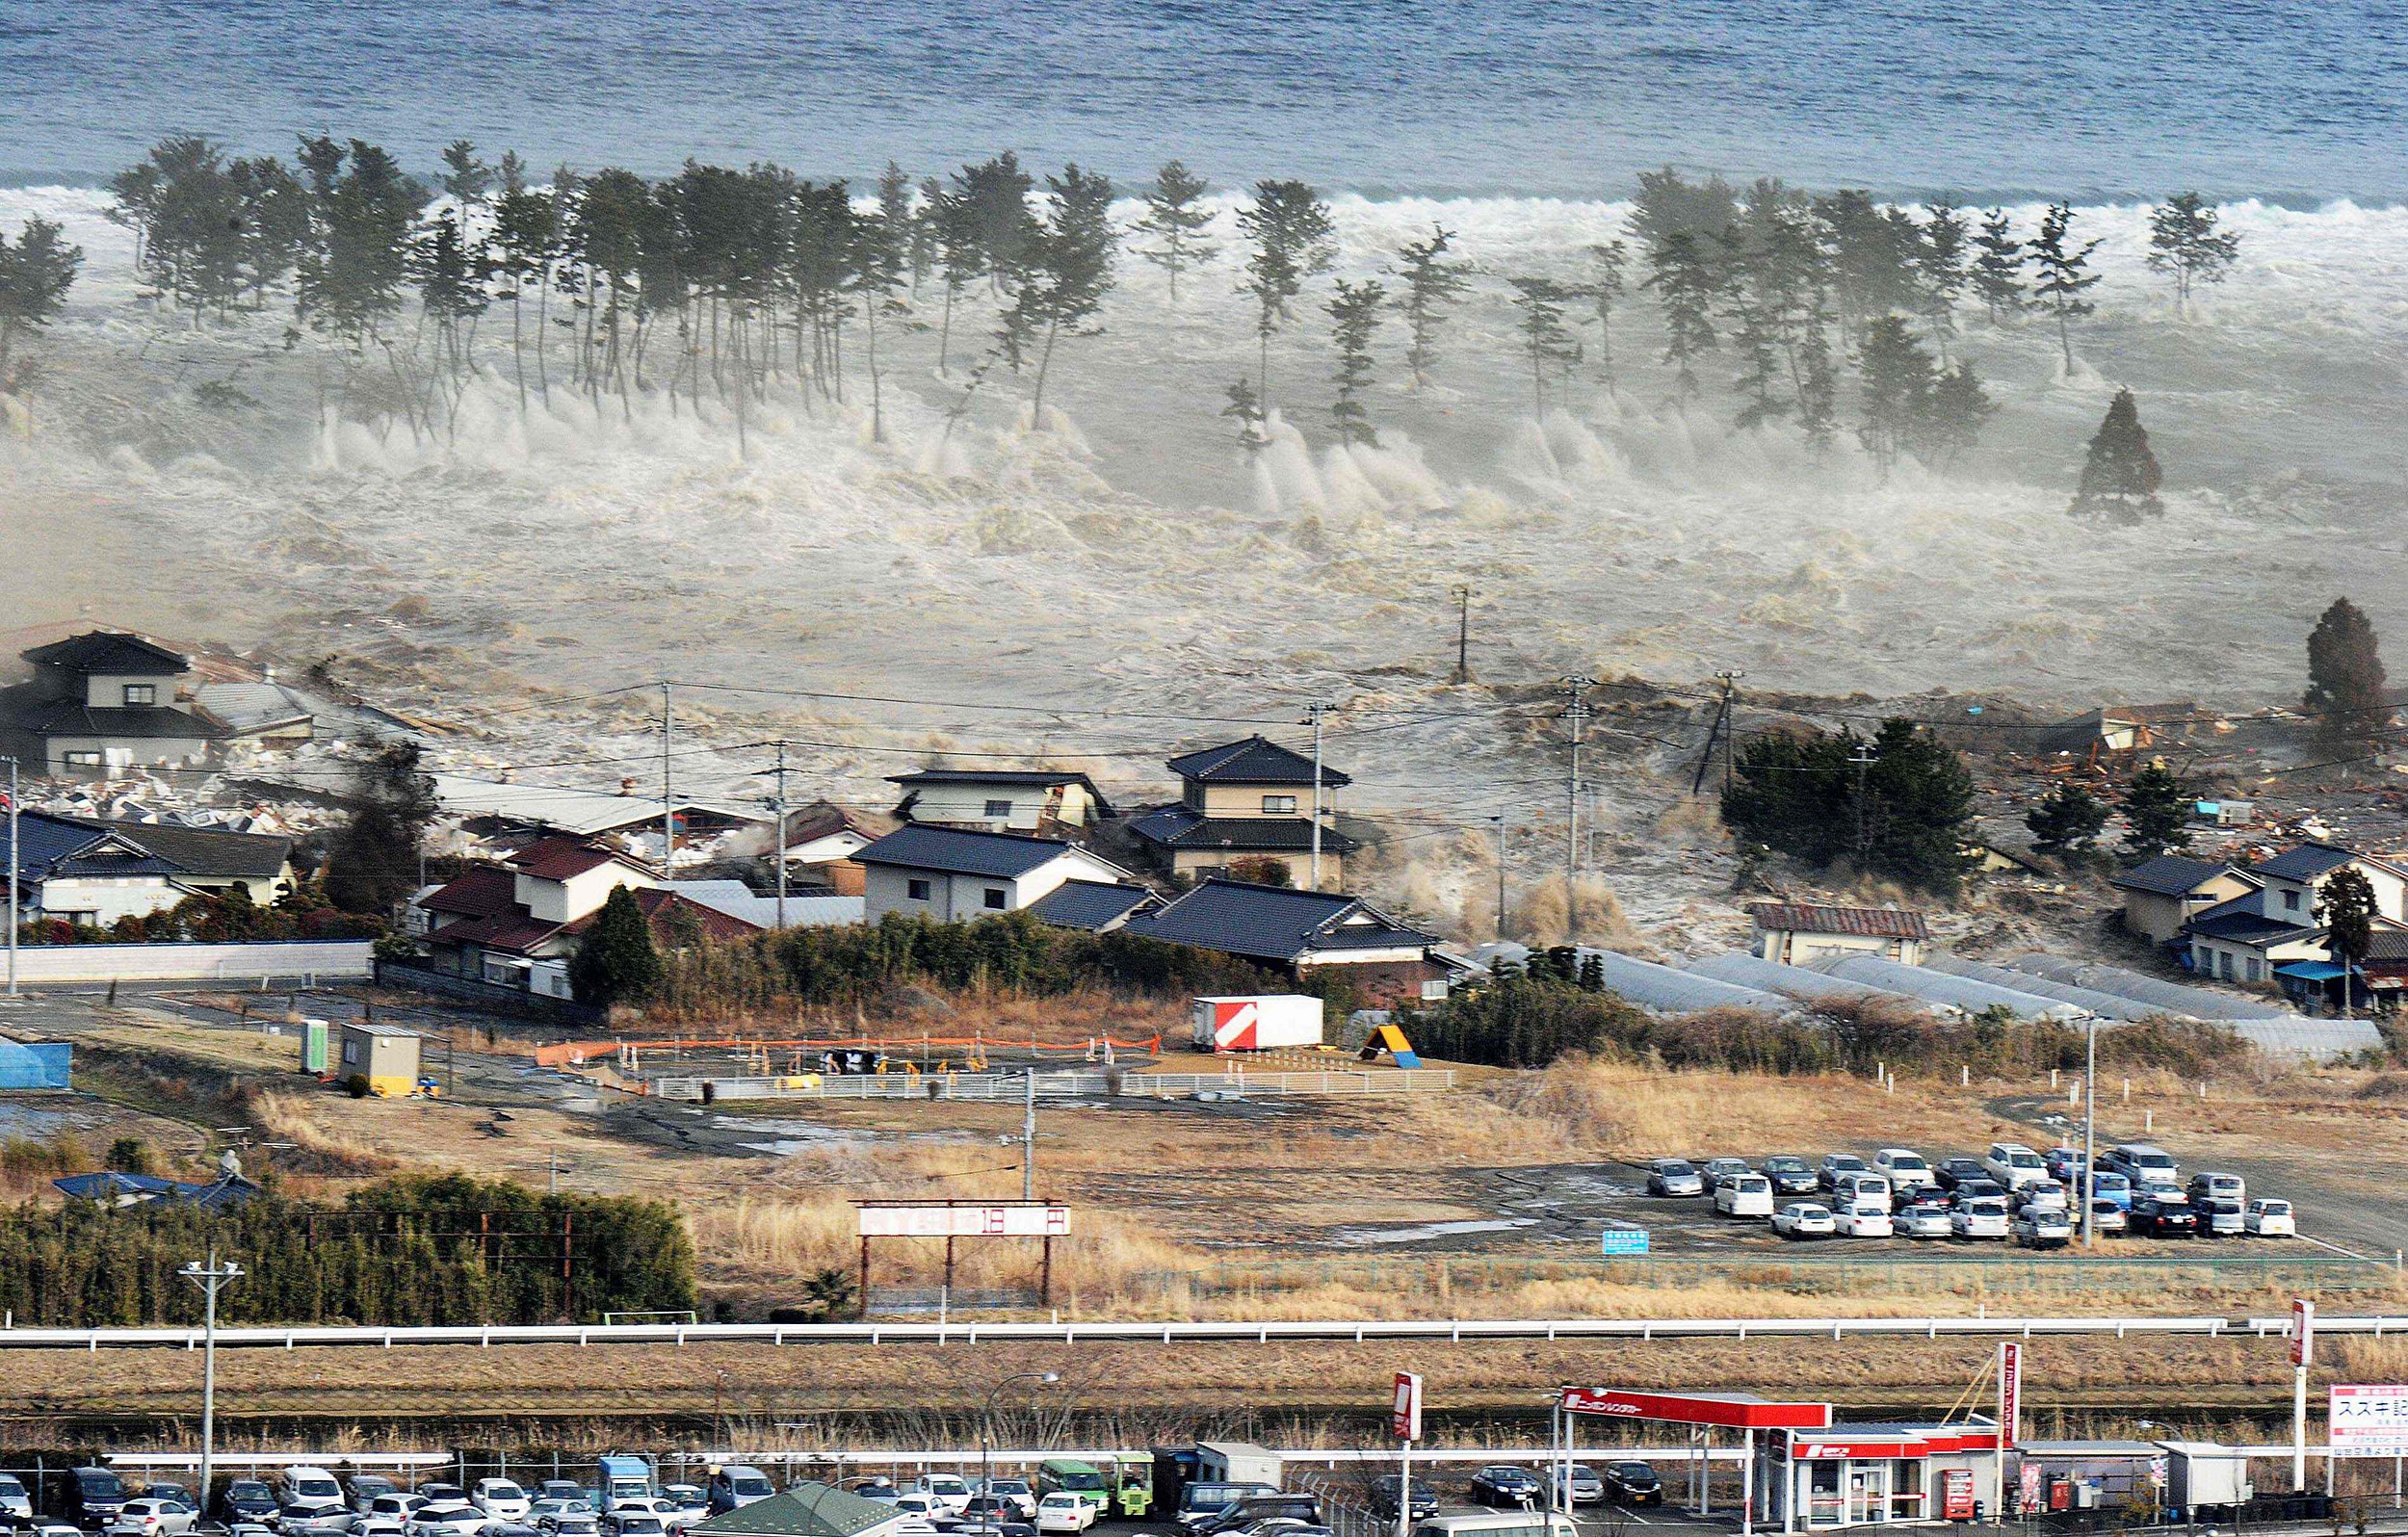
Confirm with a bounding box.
[109,1500,201,1537]
[2245,1198,2297,1237]
[658,1491,708,1531]
[1771,1202,1837,1239]
[889,1496,951,1528]
[283,1473,349,1513]
[357,1523,409,1537]
[1897,1202,1953,1238]
[1871,1149,1934,1191]
[915,1478,973,1517]
[1834,1202,1894,1237]
[281,1507,355,1536]
[406,1510,489,1537]
[365,1498,427,1526]
[2013,1208,2072,1249]
[599,1518,666,1537]
[476,1485,533,1524]
[1830,1172,1894,1213]
[2086,1199,2128,1235]
[529,1503,590,1528]
[0,1477,34,1520]
[1982,1143,2050,1190]
[1714,1174,1774,1218]
[2015,1180,2069,1213]
[1952,1197,2011,1239]
[1035,1495,1095,1535]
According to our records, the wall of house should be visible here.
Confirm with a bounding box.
[1194,782,1332,819]
[2189,934,2324,987]
[3,940,373,982]
[1296,952,1450,1006]
[1167,847,1340,890]
[174,869,292,907]
[2122,891,2191,946]
[518,864,659,924]
[32,873,186,925]
[1759,929,1920,966]
[903,783,1056,832]
[80,670,186,709]
[41,732,216,773]
[2263,863,2408,924]
[863,849,1126,923]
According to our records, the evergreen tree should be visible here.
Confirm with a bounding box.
[300,140,427,344]
[1324,277,1384,445]
[1643,229,1722,398]
[228,155,310,309]
[1917,200,1972,361]
[1221,377,1268,464]
[927,182,981,376]
[1134,160,1217,303]
[489,183,561,408]
[1721,718,1976,896]
[1813,189,1923,342]
[438,140,493,216]
[1854,315,1936,475]
[1389,223,1468,390]
[1629,168,1738,257]
[0,217,82,388]
[1235,179,1336,400]
[2146,192,2241,315]
[2028,200,2102,370]
[954,151,1039,295]
[2069,387,2164,522]
[117,135,248,325]
[324,741,437,916]
[909,176,943,294]
[1970,208,2025,323]
[1505,275,1583,416]
[2118,764,2191,856]
[1587,239,1629,382]
[1922,363,1996,469]
[875,161,915,279]
[2318,868,2378,1005]
[2302,596,2391,749]
[568,885,664,1006]
[852,195,908,444]
[1013,164,1116,426]
[2026,783,2109,859]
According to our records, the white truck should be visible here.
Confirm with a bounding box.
[1192,996,1323,1053]
[1194,1443,1284,1490]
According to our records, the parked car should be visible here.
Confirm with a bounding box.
[596,1504,674,1529]
[534,1491,585,1511]
[1982,1143,2050,1190]
[915,1479,973,1518]
[595,1517,664,1537]
[2102,1143,2180,1186]
[1600,1464,1662,1507]
[406,1508,489,1537]
[346,1483,398,1518]
[1761,1156,1819,1195]
[2012,1180,2068,1213]
[846,1484,900,1507]
[980,1482,1037,1522]
[705,1471,772,1517]
[2086,1198,2128,1235]
[362,1498,426,1527]
[1468,1468,1540,1510]
[1830,1172,1894,1213]
[357,1522,410,1537]
[1548,1467,1604,1507]
[2246,1198,2297,1237]
[1366,1478,1437,1525]
[413,1493,470,1514]
[62,1470,132,1529]
[2199,1197,2246,1237]
[277,1475,347,1515]
[1835,1202,1894,1237]
[2131,1191,2200,1237]
[1872,1149,1935,1191]
[1771,1203,1837,1239]
[280,1505,354,1535]
[2012,1207,2072,1249]
[1034,1496,1094,1536]
[140,1491,195,1514]
[1952,1179,2007,1205]
[528,1503,590,1529]
[1951,1197,2010,1240]
[1199,1497,1322,1534]
[2043,1147,2086,1183]
[1699,1158,1753,1191]
[0,1477,32,1521]
[2090,1171,2133,1211]
[1715,1174,1774,1218]
[1645,1158,1705,1197]
[2188,1171,2246,1206]
[888,1497,954,1530]
[1897,1201,1953,1239]
[1817,1153,1870,1190]
[1176,1487,1276,1529]
[105,1500,198,1537]
[1934,1157,1987,1191]
[474,1487,532,1524]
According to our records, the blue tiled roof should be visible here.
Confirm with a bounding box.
[2256,844,2359,881]
[1027,880,1156,931]
[1126,804,1361,854]
[1166,735,1350,787]
[2111,854,2238,897]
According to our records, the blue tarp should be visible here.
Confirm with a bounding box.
[2274,961,2351,980]
[0,1040,69,1089]
[54,1171,260,1208]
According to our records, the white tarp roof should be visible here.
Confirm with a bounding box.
[1587,949,1790,1014]
[665,880,862,930]
[2001,953,2292,1021]
[1807,954,2085,1020]
[432,774,766,836]
[1924,953,2168,1022]
[1682,951,1942,1011]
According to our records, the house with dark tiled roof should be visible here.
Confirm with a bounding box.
[0,630,227,775]
[1026,878,1160,933]
[693,1484,909,1537]
[1749,902,1930,966]
[1122,877,1459,1003]
[854,824,1139,924]
[888,768,1113,834]
[1129,735,1357,890]
[2109,854,2259,946]
[2177,842,2408,990]
[7,810,296,927]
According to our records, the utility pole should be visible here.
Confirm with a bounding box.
[660,683,675,873]
[770,742,790,931]
[181,1249,243,1509]
[1303,702,1332,891]
[1850,741,1877,860]
[5,754,17,997]
[1491,814,1507,941]
[1021,1069,1036,1202]
[2081,1015,2098,1248]
[1714,669,1744,796]
[1450,585,1472,684]
[1559,677,1596,880]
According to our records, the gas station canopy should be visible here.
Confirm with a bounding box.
[1560,1387,1834,1429]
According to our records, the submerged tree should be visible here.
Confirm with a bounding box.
[0,217,83,390]
[1389,223,1468,391]
[1970,208,2025,323]
[2302,596,2391,750]
[1324,277,1384,445]
[1587,239,1629,383]
[2146,192,2241,315]
[2068,388,2164,522]
[2028,201,2102,370]
[324,740,437,916]
[1235,179,1336,401]
[1221,376,1269,466]
[1855,316,1937,475]
[1134,160,1217,303]
[1013,164,1116,426]
[1505,275,1583,417]
[1917,200,1972,361]
[1643,229,1722,398]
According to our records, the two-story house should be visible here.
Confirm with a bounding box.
[855,824,1141,924]
[887,769,1113,835]
[2182,842,2408,989]
[2110,854,2261,947]
[0,631,227,775]
[1127,735,1357,891]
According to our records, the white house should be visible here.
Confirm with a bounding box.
[2181,842,2408,988]
[1749,903,1931,966]
[887,769,1114,834]
[9,810,297,927]
[855,825,1139,924]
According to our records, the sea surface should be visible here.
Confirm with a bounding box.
[2,0,2404,199]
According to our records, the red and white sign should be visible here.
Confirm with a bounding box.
[2330,1386,2408,1457]
[1194,995,1323,1053]
[1560,1387,1831,1429]
[856,1203,1070,1237]
[1392,1371,1424,1442]
[2291,1297,2316,1367]
[1998,1341,2022,1448]
[1790,1429,1998,1460]
[1941,1470,1977,1522]
[2018,1461,2044,1511]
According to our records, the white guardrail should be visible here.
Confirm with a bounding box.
[0,1313,2396,1352]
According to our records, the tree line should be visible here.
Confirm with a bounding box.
[0,1171,694,1326]
[75,135,2250,482]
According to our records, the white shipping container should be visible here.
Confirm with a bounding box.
[1194,1442,1284,1489]
[1191,995,1324,1052]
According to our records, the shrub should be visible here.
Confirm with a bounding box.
[345,1073,372,1099]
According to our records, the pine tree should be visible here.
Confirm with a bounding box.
[1629,168,1738,258]
[568,886,664,1007]
[1134,160,1217,303]
[489,184,560,408]
[1854,316,1935,475]
[1721,718,1976,896]
[2318,868,2378,1004]
[1917,200,1972,361]
[324,741,437,916]
[2118,764,2191,856]
[438,140,493,216]
[1324,277,1384,445]
[874,162,915,287]
[1389,223,1468,390]
[1922,363,1996,468]
[228,155,310,309]
[2302,596,2391,749]
[1970,208,2024,323]
[1505,275,1583,416]
[2028,200,2102,370]
[954,152,1039,295]
[2069,387,2164,522]
[1643,229,1722,398]
[852,195,908,444]
[2026,783,2108,859]
[0,217,82,388]
[2146,192,2241,315]
[1587,239,1628,382]
[1221,377,1268,463]
[1813,190,1923,342]
[1235,179,1336,401]
[1016,164,1116,426]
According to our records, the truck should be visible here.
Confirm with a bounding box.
[2158,1443,2253,1515]
[1191,996,1323,1054]
[1103,1456,1153,1519]
[596,1456,657,1511]
[1193,1443,1283,1491]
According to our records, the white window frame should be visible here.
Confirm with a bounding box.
[121,683,157,706]
[984,798,1013,818]
[1262,794,1298,814]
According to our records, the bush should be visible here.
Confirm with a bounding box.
[103,1137,154,1175]
[346,1073,372,1099]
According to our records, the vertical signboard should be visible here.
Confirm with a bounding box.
[1392,1371,1424,1441]
[1998,1341,2023,1447]
[2291,1297,2316,1366]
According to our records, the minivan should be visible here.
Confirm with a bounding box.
[2105,1144,2179,1185]
[1871,1149,1933,1190]
[1831,1172,1893,1212]
[1413,1516,1580,1537]
[705,1471,773,1516]
[280,1472,347,1512]
[62,1468,132,1528]
[1981,1143,2049,1190]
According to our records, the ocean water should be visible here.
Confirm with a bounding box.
[3,0,2405,199]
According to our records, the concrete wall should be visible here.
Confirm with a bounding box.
[33,873,187,925]
[5,940,374,982]
[901,782,1099,832]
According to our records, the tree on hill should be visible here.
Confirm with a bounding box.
[569,886,664,1007]
[1324,276,1384,445]
[1721,717,1977,896]
[1134,160,1216,303]
[1970,207,2025,323]
[2069,388,2164,522]
[2302,596,2391,751]
[2147,192,2241,315]
[2028,201,2102,370]
[2026,783,2109,860]
[1390,223,1468,390]
[2118,764,2191,856]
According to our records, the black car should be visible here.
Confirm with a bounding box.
[1198,1497,1323,1535]
[1601,1463,1662,1508]
[1468,1468,1539,1509]
[1952,1179,2007,1205]
[1761,1156,1819,1196]
[2133,1192,2200,1237]
[1935,1158,1987,1191]
[1368,1478,1438,1525]
[58,1469,129,1529]
[214,1482,281,1527]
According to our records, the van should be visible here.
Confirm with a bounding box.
[1176,1484,1277,1528]
[277,1471,345,1511]
[1832,1172,1893,1212]
[596,1459,656,1512]
[2105,1144,2179,1185]
[706,1469,774,1515]
[1412,1515,1581,1537]
[59,1469,131,1528]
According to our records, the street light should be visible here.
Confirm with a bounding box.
[181,1249,244,1509]
[981,1370,1060,1526]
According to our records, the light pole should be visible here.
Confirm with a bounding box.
[6,752,19,997]
[182,1249,244,1509]
[981,1370,1060,1521]
[2081,1015,2098,1248]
